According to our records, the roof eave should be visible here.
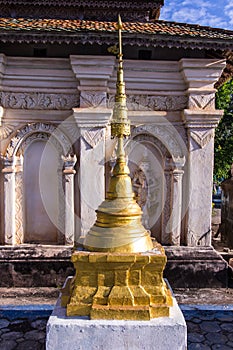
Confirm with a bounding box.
[0,30,232,52]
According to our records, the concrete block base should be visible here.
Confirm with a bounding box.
[46,296,187,350]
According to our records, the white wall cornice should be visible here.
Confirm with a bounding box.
[179,58,226,90]
[182,109,223,128]
[73,107,112,128]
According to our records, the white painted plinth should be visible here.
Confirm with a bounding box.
[46,296,187,350]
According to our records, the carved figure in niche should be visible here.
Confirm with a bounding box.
[131,149,163,234]
[132,168,148,207]
[132,167,149,229]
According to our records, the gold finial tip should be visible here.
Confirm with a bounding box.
[118,14,123,29]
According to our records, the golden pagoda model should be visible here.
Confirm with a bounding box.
[61,15,173,320]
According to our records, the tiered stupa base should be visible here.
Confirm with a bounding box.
[61,242,173,321]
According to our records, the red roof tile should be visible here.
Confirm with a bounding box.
[0,18,232,51]
[0,17,232,39]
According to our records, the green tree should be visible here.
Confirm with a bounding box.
[214,78,233,182]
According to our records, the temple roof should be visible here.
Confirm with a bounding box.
[0,0,163,6]
[0,17,232,86]
[0,17,232,51]
[0,1,163,22]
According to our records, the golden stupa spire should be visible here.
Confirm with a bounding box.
[111,15,130,143]
[83,15,153,253]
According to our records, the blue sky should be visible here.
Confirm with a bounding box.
[160,0,233,30]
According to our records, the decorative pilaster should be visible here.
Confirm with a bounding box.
[14,155,24,245]
[2,155,24,245]
[2,156,16,245]
[73,108,111,238]
[170,167,184,245]
[70,56,115,108]
[162,166,173,245]
[161,160,184,246]
[180,58,225,246]
[62,155,77,245]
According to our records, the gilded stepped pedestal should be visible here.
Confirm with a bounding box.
[62,243,172,320]
[61,15,173,321]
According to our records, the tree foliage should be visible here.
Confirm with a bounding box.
[214,78,233,183]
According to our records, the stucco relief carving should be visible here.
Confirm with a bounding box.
[128,132,170,158]
[108,94,188,111]
[21,133,64,158]
[0,124,17,140]
[189,94,215,110]
[6,122,72,157]
[0,92,79,110]
[82,128,105,148]
[190,130,214,149]
[80,92,106,108]
[132,124,184,158]
[132,168,148,207]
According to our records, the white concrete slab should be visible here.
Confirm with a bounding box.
[46,296,187,350]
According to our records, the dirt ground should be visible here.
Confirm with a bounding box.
[0,287,59,305]
[0,287,232,306]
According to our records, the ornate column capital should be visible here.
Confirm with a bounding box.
[179,58,226,91]
[70,56,115,108]
[73,108,111,129]
[172,168,184,182]
[182,109,223,129]
[2,155,23,173]
[179,58,226,113]
[62,154,77,175]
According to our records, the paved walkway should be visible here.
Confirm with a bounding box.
[1,305,233,349]
[182,306,233,350]
[0,288,233,349]
[0,317,46,350]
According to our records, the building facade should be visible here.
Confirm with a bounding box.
[0,0,232,286]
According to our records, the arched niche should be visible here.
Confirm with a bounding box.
[125,129,185,246]
[23,139,60,244]
[2,122,77,246]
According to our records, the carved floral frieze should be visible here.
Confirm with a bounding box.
[107,94,188,111]
[0,92,79,110]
